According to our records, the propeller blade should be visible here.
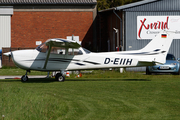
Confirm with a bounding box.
[9,47,11,62]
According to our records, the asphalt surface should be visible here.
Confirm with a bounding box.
[0,75,47,79]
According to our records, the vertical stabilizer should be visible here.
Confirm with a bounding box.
[139,31,174,64]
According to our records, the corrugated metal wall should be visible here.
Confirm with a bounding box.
[124,0,180,71]
[124,0,180,12]
[0,15,11,49]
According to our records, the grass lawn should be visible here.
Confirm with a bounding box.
[0,69,180,119]
[0,67,47,76]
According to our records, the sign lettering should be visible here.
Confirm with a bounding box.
[137,16,180,39]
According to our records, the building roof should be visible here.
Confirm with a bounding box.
[0,0,97,5]
[115,0,157,10]
[99,0,157,12]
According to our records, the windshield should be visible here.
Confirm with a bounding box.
[166,54,176,60]
[36,43,48,53]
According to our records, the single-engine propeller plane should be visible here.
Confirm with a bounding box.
[4,31,175,82]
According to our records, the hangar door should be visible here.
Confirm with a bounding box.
[0,15,11,49]
[0,6,13,50]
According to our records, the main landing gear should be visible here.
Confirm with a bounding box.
[21,70,30,82]
[21,70,65,82]
[55,73,65,82]
[52,71,65,82]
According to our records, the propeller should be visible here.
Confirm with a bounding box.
[3,47,12,62]
[9,47,11,62]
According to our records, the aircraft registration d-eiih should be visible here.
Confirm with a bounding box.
[4,31,175,82]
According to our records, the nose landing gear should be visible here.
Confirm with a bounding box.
[21,70,30,82]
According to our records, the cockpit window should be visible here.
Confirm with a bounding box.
[77,50,83,55]
[68,48,83,55]
[36,43,91,55]
[51,47,65,54]
[36,43,48,53]
[83,48,91,54]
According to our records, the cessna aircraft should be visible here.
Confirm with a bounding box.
[4,31,174,82]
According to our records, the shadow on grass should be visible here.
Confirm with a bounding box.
[66,78,151,82]
[0,78,151,83]
[0,78,56,83]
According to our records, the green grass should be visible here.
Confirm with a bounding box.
[0,67,47,76]
[1,69,180,119]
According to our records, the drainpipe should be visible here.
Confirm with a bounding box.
[113,9,123,51]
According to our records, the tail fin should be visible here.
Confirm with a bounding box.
[139,31,174,64]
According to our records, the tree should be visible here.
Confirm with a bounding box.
[97,0,110,11]
[97,0,143,11]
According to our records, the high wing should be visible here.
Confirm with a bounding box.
[45,38,81,49]
[43,38,81,69]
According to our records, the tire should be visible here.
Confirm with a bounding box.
[55,73,65,82]
[175,67,180,75]
[21,75,28,82]
[146,67,152,75]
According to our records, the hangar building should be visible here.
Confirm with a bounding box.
[0,0,97,66]
[99,0,180,71]
[0,0,97,50]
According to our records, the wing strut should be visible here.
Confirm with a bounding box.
[43,43,52,69]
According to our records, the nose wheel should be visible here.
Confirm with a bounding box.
[21,75,28,82]
[21,70,30,82]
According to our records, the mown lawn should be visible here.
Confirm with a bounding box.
[0,69,180,119]
[0,67,47,76]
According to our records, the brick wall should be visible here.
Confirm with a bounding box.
[11,11,93,48]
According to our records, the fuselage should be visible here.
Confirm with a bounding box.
[7,31,175,72]
[10,48,157,71]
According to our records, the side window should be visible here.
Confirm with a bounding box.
[51,47,65,55]
[37,45,83,55]
[83,48,91,54]
[77,50,83,55]
[68,48,83,55]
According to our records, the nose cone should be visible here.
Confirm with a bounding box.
[3,52,11,56]
[10,49,38,70]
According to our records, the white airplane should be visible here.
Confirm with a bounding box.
[4,31,174,82]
